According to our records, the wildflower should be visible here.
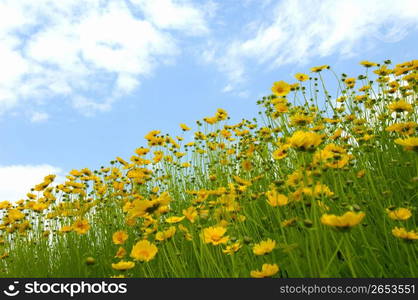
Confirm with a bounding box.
[241,160,252,171]
[115,247,127,258]
[72,219,90,235]
[85,257,96,265]
[387,208,412,221]
[288,131,322,151]
[295,73,309,81]
[178,224,193,241]
[310,65,329,72]
[183,206,198,223]
[135,147,150,156]
[59,225,73,233]
[360,60,377,67]
[180,123,191,131]
[130,240,158,262]
[344,77,356,88]
[253,238,276,255]
[7,209,25,222]
[321,211,365,229]
[222,242,242,255]
[392,227,418,240]
[395,137,418,151]
[250,264,279,278]
[385,122,416,136]
[0,201,11,209]
[266,189,289,207]
[388,100,413,113]
[290,113,313,127]
[165,216,185,224]
[374,65,392,76]
[281,218,298,227]
[111,261,135,271]
[271,81,291,96]
[112,231,129,245]
[356,170,366,178]
[216,108,228,121]
[313,144,351,169]
[272,144,291,160]
[202,226,229,245]
[155,226,176,241]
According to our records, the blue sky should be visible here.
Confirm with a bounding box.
[1,0,418,201]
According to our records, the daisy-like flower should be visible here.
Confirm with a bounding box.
[112,231,128,245]
[202,226,229,245]
[111,261,135,271]
[321,211,365,229]
[250,264,279,278]
[387,208,412,221]
[253,239,276,255]
[130,240,158,262]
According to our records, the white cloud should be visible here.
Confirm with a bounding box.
[0,164,65,202]
[30,111,49,123]
[131,0,209,35]
[206,0,418,91]
[0,0,208,116]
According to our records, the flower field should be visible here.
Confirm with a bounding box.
[1,59,417,278]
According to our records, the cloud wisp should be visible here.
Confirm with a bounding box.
[204,0,418,92]
[0,0,209,116]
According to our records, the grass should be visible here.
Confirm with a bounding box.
[0,59,417,278]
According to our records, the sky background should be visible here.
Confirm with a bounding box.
[1,0,418,201]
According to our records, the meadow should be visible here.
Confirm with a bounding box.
[0,59,417,278]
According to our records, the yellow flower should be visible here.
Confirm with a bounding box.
[281,217,298,227]
[180,123,191,131]
[321,211,365,228]
[392,227,418,240]
[0,201,11,209]
[294,73,309,81]
[155,226,176,241]
[360,60,377,68]
[222,242,242,255]
[178,224,193,241]
[182,206,198,223]
[250,264,279,278]
[130,240,158,262]
[271,81,291,97]
[112,231,129,245]
[111,261,135,270]
[385,122,417,136]
[288,131,322,151]
[202,226,229,245]
[72,219,90,234]
[135,147,150,156]
[395,137,418,151]
[272,144,291,160]
[387,208,412,221]
[59,225,73,233]
[344,77,356,88]
[115,247,127,258]
[216,108,228,121]
[290,113,314,126]
[241,160,253,171]
[310,65,329,72]
[165,216,185,224]
[388,100,413,113]
[266,189,289,207]
[253,239,276,255]
[7,209,25,222]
